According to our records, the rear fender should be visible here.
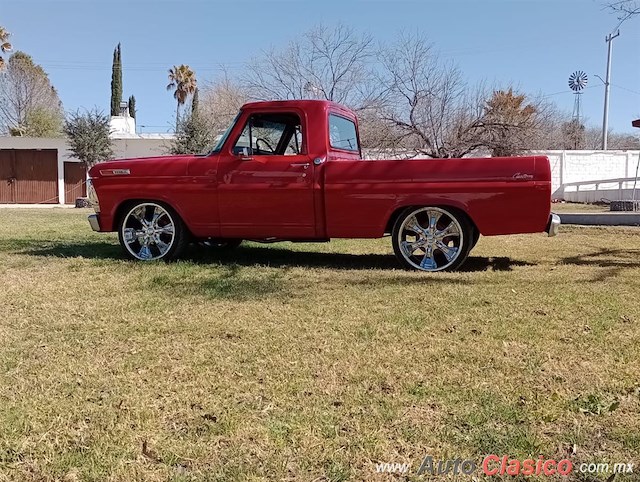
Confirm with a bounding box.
[384,199,474,234]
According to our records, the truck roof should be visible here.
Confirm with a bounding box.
[241,99,356,118]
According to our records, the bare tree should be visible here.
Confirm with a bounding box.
[375,34,560,158]
[242,24,375,108]
[373,34,486,158]
[560,120,586,150]
[242,27,620,156]
[609,132,640,149]
[200,74,249,135]
[582,126,604,150]
[605,0,640,19]
[0,51,63,136]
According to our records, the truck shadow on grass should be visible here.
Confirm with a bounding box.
[197,247,533,272]
[560,248,640,282]
[561,248,640,269]
[18,240,533,272]
[15,240,122,259]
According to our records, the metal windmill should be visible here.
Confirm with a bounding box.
[568,71,588,123]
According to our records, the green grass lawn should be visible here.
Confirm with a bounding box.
[0,209,639,481]
[551,203,610,213]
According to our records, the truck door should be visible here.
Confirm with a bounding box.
[216,111,316,238]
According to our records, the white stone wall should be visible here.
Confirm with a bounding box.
[536,150,640,202]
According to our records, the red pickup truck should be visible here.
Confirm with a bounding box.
[87,99,559,272]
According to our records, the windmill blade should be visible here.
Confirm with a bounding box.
[568,70,588,91]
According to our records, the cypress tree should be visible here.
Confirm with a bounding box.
[128,95,136,120]
[110,43,122,116]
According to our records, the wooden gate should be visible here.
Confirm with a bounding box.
[64,162,87,204]
[0,150,13,203]
[0,149,58,204]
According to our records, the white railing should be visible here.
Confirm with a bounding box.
[560,176,639,203]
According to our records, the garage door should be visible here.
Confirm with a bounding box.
[0,149,59,204]
[64,162,87,204]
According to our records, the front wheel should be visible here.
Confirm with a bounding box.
[392,206,473,272]
[118,202,188,261]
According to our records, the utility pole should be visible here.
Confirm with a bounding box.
[601,30,620,150]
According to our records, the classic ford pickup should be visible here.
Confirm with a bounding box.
[87,99,559,272]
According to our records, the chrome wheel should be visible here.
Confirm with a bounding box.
[394,207,466,272]
[121,203,176,260]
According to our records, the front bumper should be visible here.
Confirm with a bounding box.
[88,214,100,232]
[546,213,561,237]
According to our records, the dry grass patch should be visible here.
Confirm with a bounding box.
[0,209,639,481]
[551,203,609,213]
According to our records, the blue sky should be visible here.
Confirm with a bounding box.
[3,0,639,134]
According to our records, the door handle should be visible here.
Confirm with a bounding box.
[290,162,310,169]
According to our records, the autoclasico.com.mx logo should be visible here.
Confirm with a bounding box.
[375,454,635,477]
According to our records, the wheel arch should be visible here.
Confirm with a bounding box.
[385,203,479,236]
[113,199,193,238]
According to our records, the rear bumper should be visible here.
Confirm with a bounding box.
[88,214,100,232]
[546,213,560,237]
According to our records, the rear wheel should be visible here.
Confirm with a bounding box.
[118,202,188,261]
[392,206,473,272]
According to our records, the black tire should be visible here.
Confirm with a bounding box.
[200,238,243,250]
[118,201,189,261]
[470,228,480,250]
[391,206,474,272]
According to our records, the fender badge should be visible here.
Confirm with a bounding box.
[513,172,534,181]
[100,169,131,176]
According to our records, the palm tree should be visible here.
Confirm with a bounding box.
[0,26,12,70]
[167,64,197,128]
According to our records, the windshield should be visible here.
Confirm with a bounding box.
[209,113,240,154]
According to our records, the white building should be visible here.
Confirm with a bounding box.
[109,101,137,137]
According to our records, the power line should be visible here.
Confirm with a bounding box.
[611,84,640,96]
[541,84,600,99]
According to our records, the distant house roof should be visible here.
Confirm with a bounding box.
[111,132,175,140]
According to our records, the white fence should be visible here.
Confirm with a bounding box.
[541,150,640,203]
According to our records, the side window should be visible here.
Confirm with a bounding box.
[233,113,303,156]
[329,114,359,152]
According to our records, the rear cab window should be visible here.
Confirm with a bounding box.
[328,113,359,153]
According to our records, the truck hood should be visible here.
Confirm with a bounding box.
[89,155,198,178]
